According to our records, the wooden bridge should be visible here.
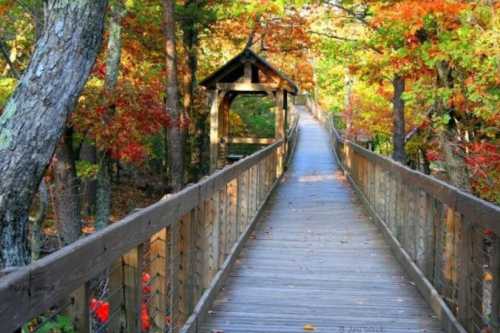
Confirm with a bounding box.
[1,101,500,333]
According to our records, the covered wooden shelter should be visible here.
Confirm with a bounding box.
[200,48,299,173]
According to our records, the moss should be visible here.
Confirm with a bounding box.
[0,78,16,109]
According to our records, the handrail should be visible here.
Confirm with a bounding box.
[306,97,500,333]
[0,110,300,332]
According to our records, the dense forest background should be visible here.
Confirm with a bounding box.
[0,0,498,267]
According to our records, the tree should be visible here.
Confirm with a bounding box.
[164,0,184,192]
[0,0,108,267]
[95,0,126,230]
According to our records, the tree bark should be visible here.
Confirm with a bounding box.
[0,0,108,267]
[181,0,202,182]
[95,152,112,230]
[392,75,406,163]
[164,0,184,192]
[30,180,48,261]
[435,61,471,191]
[95,0,125,230]
[80,142,97,216]
[53,127,81,246]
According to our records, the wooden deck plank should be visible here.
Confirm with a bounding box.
[200,109,444,333]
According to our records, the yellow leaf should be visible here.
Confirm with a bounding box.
[484,272,494,282]
[304,324,316,331]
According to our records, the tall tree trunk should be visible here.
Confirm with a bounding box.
[344,68,354,139]
[30,180,48,261]
[436,61,471,191]
[80,142,97,216]
[53,127,81,246]
[164,0,184,192]
[95,0,125,230]
[0,0,107,268]
[392,75,406,163]
[181,0,202,182]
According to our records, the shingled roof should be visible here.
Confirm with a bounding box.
[199,48,299,95]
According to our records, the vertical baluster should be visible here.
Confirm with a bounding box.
[238,171,249,232]
[218,186,228,267]
[123,244,144,332]
[443,208,458,310]
[169,222,180,333]
[109,257,125,331]
[456,216,472,331]
[149,228,167,332]
[490,236,500,333]
[67,283,90,332]
[208,192,221,283]
[420,193,436,280]
[180,212,195,324]
[228,178,239,246]
[192,204,204,305]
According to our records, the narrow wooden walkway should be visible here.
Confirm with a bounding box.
[200,108,444,333]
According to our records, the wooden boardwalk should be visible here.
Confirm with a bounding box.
[200,109,444,333]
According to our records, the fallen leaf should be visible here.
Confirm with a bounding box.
[304,323,316,331]
[484,272,494,281]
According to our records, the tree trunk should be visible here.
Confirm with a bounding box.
[30,180,48,261]
[392,75,406,163]
[95,0,125,230]
[181,0,202,182]
[164,0,184,192]
[0,0,108,268]
[435,61,471,191]
[95,152,112,230]
[80,142,97,216]
[53,127,81,246]
[344,68,354,139]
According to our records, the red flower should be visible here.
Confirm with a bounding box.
[90,298,110,323]
[141,303,151,331]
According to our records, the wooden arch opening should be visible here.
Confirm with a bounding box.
[200,48,299,173]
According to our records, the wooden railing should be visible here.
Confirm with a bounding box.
[307,98,500,333]
[0,112,299,333]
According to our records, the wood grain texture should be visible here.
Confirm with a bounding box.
[200,109,444,333]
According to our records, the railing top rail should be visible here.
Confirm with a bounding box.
[308,97,500,233]
[0,115,300,328]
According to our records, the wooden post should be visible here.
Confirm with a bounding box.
[168,223,180,333]
[209,90,220,173]
[207,192,221,283]
[490,236,500,333]
[275,89,285,176]
[109,257,125,331]
[178,212,194,325]
[218,186,228,267]
[443,208,457,304]
[238,172,249,233]
[228,178,239,246]
[218,93,231,169]
[456,216,472,330]
[150,229,167,331]
[123,244,144,332]
[67,283,90,333]
[193,202,205,304]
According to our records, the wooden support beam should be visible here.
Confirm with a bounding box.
[216,82,278,95]
[209,90,221,173]
[227,137,275,145]
[275,89,285,176]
